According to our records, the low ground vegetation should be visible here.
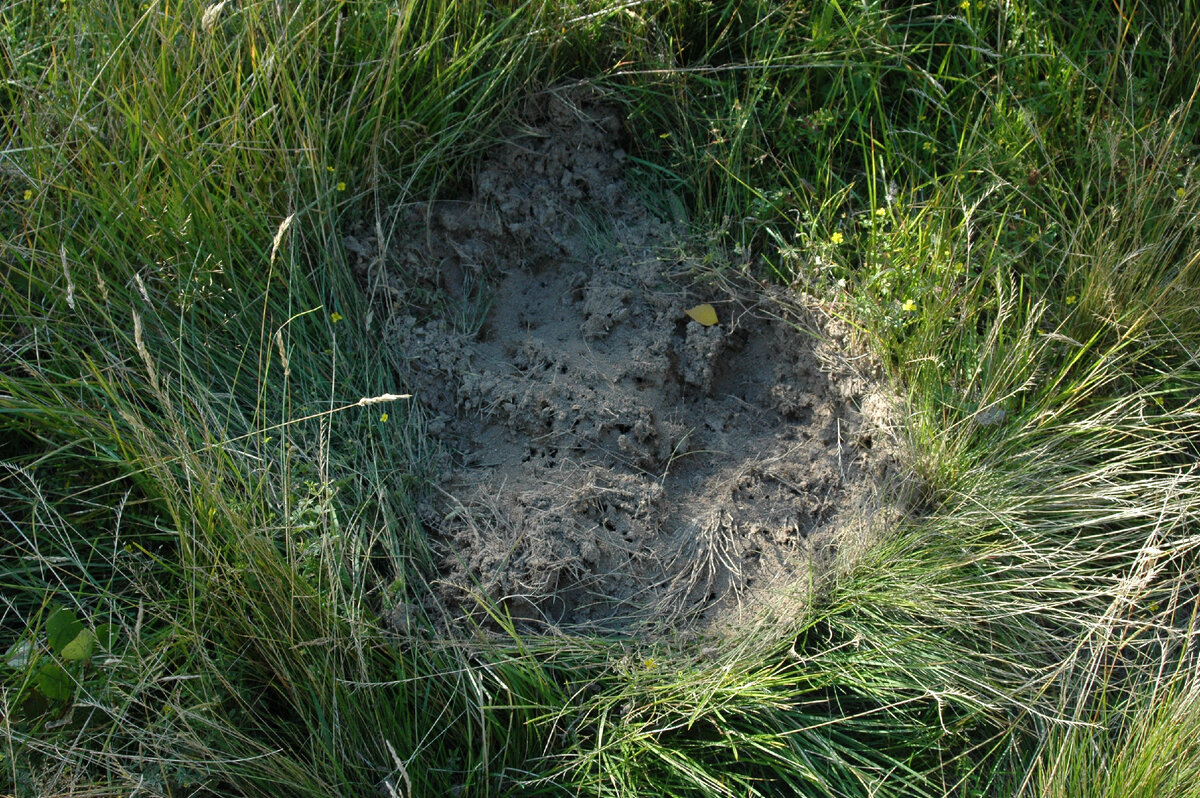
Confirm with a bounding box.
[2,1,1199,796]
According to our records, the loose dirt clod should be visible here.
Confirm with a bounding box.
[350,89,902,635]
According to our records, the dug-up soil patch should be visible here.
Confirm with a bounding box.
[350,90,902,635]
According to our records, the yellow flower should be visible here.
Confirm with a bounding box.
[643,657,657,670]
[330,311,343,323]
[1065,295,1076,305]
[23,189,33,201]
[1177,187,1187,199]
[959,0,970,9]
[379,412,389,423]
[830,231,844,245]
[336,181,346,192]
[875,207,886,217]
[327,166,335,173]
[901,298,916,312]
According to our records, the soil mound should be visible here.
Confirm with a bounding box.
[350,89,901,634]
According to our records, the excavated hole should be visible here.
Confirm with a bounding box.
[347,88,904,635]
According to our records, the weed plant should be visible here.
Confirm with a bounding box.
[2,1,1198,796]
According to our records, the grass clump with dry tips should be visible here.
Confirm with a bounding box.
[3,0,1200,796]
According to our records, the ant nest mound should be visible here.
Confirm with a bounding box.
[349,89,905,635]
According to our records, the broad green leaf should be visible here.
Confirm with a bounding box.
[36,662,72,702]
[46,606,83,655]
[96,623,120,651]
[685,303,718,326]
[21,688,50,720]
[60,629,94,661]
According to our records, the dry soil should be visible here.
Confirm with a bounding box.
[345,89,903,635]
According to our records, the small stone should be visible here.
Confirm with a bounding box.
[973,406,1007,427]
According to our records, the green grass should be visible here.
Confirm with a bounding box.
[3,0,1199,795]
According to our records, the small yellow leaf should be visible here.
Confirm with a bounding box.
[685,303,718,326]
[60,629,94,662]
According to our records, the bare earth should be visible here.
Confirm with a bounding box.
[347,90,903,635]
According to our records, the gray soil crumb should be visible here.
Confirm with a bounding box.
[348,89,903,635]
